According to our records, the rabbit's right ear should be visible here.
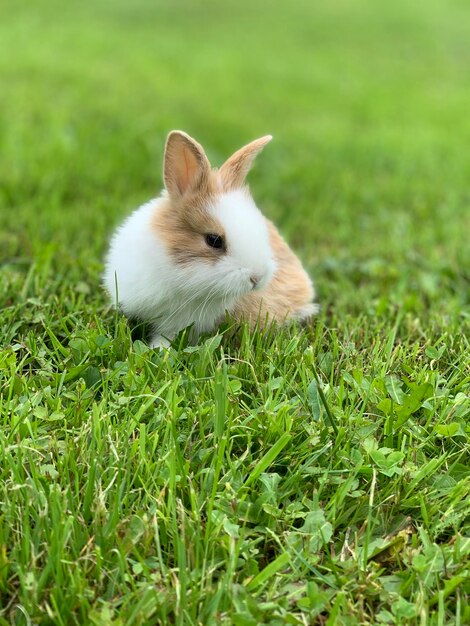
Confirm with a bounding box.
[164,131,211,200]
[220,135,272,191]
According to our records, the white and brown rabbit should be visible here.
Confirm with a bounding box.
[103,130,317,347]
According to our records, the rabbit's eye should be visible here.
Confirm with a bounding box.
[205,234,225,250]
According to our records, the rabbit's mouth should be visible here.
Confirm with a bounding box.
[249,258,277,292]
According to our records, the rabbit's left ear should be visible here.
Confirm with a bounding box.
[164,130,211,200]
[220,135,272,190]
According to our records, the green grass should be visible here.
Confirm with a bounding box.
[1,0,469,624]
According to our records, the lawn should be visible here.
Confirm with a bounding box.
[1,0,469,624]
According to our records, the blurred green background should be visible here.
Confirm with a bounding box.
[1,0,469,312]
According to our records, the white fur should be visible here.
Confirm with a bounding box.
[212,190,276,291]
[103,190,276,347]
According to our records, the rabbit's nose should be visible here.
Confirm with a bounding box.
[250,274,260,289]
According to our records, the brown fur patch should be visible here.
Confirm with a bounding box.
[152,171,227,265]
[232,220,315,326]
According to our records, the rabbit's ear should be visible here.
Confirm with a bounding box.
[220,135,272,190]
[164,131,211,199]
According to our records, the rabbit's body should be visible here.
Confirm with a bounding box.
[103,131,317,347]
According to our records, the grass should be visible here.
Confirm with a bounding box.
[1,0,469,624]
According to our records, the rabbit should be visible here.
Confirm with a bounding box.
[103,130,318,348]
